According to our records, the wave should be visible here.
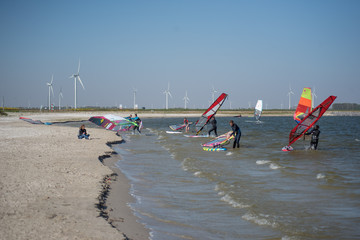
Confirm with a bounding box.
[316,173,325,179]
[226,152,233,156]
[256,160,271,165]
[269,163,283,170]
[221,194,250,209]
[242,213,277,227]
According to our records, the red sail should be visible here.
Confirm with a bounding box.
[288,95,336,146]
[195,93,228,135]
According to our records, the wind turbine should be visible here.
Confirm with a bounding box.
[69,59,85,110]
[211,85,217,103]
[46,75,54,110]
[163,82,172,110]
[133,88,137,109]
[312,87,317,108]
[58,87,63,110]
[287,85,294,110]
[183,90,190,109]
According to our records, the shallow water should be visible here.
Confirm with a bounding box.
[111,116,360,240]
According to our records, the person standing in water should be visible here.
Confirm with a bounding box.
[208,116,218,137]
[78,124,90,139]
[184,117,190,133]
[228,120,241,148]
[306,125,320,150]
[133,113,141,134]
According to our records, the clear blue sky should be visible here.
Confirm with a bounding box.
[1,0,359,109]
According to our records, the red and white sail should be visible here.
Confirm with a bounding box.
[195,93,228,135]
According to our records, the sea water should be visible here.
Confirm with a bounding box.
[111,116,360,240]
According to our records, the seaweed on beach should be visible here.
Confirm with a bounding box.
[96,173,117,220]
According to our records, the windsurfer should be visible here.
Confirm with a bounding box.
[305,125,320,150]
[78,124,90,139]
[228,120,241,148]
[133,114,141,134]
[208,116,218,137]
[184,118,190,132]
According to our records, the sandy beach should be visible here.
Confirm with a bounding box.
[0,112,149,240]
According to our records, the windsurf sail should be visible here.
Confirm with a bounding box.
[254,100,263,121]
[287,95,336,146]
[20,117,44,124]
[195,93,228,135]
[89,114,137,132]
[294,88,312,123]
[202,131,234,147]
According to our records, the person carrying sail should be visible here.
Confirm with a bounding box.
[305,125,320,150]
[184,117,190,132]
[133,113,142,134]
[228,120,241,148]
[208,116,218,137]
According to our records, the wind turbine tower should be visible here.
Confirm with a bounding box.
[69,59,85,110]
[287,86,294,110]
[46,75,54,110]
[183,90,190,109]
[133,88,137,110]
[59,88,63,110]
[312,87,317,108]
[163,82,172,110]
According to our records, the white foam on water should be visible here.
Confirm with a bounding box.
[269,163,283,170]
[194,171,202,177]
[226,152,233,156]
[217,191,225,196]
[242,213,277,227]
[355,139,360,142]
[316,173,325,179]
[281,236,298,240]
[221,194,250,208]
[256,160,271,165]
[181,158,191,172]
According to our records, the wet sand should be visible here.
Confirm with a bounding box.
[0,113,149,240]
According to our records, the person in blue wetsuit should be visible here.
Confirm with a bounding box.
[305,125,320,150]
[228,120,241,148]
[133,113,141,134]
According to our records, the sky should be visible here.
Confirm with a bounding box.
[1,0,360,109]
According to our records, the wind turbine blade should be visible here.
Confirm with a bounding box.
[77,59,81,74]
[50,86,54,96]
[69,75,74,79]
[168,92,172,98]
[51,75,54,84]
[77,76,85,90]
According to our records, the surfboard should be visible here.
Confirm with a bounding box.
[203,147,227,151]
[184,135,209,138]
[166,131,182,134]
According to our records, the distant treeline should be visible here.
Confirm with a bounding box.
[332,103,360,110]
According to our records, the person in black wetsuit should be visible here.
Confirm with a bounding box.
[208,116,218,137]
[305,125,320,150]
[228,120,241,148]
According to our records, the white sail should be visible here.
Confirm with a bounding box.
[254,100,263,121]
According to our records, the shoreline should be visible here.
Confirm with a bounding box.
[99,144,150,240]
[0,113,149,239]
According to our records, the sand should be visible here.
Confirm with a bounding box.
[0,113,149,240]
